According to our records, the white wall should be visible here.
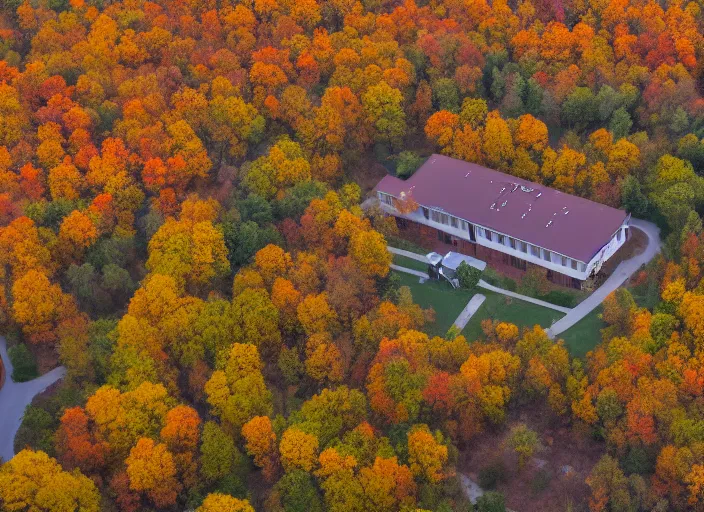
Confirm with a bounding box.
[379,192,630,281]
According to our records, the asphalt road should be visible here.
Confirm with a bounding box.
[546,218,662,337]
[0,336,65,463]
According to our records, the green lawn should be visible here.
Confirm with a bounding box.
[462,291,565,342]
[392,254,429,273]
[557,305,606,358]
[395,271,474,337]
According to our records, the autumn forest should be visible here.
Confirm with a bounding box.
[1,0,704,510]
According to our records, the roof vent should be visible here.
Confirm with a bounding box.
[465,172,470,178]
[490,202,496,209]
[521,213,526,219]
[511,183,518,192]
[536,192,542,198]
[564,210,569,215]
[546,220,553,228]
[520,185,534,193]
[501,200,507,207]
[553,212,557,216]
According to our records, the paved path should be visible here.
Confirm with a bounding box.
[388,218,662,338]
[546,218,662,338]
[453,294,486,329]
[0,336,65,463]
[388,248,569,312]
[387,246,429,261]
[477,280,571,313]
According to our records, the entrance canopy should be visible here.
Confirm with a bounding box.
[426,251,487,272]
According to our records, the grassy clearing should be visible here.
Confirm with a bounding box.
[392,254,429,273]
[462,291,564,342]
[557,305,605,359]
[394,271,473,337]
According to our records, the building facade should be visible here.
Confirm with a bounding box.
[375,155,631,289]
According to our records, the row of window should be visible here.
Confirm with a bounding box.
[380,193,394,206]
[427,209,470,231]
[476,227,586,271]
[384,195,588,273]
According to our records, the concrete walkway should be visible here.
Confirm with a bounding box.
[0,336,66,462]
[453,294,486,329]
[389,264,429,279]
[387,246,429,261]
[546,218,662,338]
[478,280,571,313]
[388,247,569,313]
[388,218,662,339]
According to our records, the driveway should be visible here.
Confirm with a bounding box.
[0,336,65,463]
[546,218,662,338]
[386,217,663,341]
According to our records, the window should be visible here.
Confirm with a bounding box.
[485,230,493,242]
[440,213,449,225]
[451,216,459,228]
[461,220,468,230]
[422,207,429,219]
[519,241,527,253]
[431,210,440,222]
[510,256,527,270]
[509,237,516,249]
[616,229,622,242]
[571,259,578,270]
[562,256,568,267]
[579,262,586,272]
[543,249,551,262]
[498,234,505,245]
[531,245,540,257]
[380,193,393,206]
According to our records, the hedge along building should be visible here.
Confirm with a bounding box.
[375,154,630,289]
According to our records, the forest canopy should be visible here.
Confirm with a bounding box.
[1,0,704,510]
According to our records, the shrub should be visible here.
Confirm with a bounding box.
[539,290,577,308]
[481,268,516,291]
[481,267,501,286]
[8,343,38,382]
[478,460,507,490]
[518,267,551,297]
[476,491,506,512]
[456,261,482,290]
[507,423,539,468]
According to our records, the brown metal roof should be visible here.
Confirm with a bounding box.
[376,154,628,263]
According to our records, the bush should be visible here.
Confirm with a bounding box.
[539,290,577,308]
[8,344,38,382]
[518,267,551,297]
[481,268,516,291]
[457,261,482,290]
[476,491,506,512]
[478,460,507,490]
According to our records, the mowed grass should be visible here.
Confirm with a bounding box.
[557,305,606,359]
[392,254,430,273]
[394,271,473,337]
[462,291,565,342]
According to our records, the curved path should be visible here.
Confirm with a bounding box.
[546,218,662,338]
[0,336,65,463]
[387,217,663,340]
